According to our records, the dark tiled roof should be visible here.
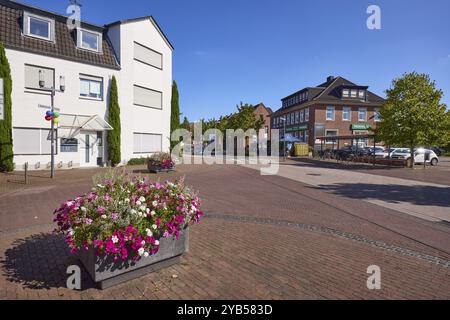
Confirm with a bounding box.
[312,76,385,103]
[0,0,120,70]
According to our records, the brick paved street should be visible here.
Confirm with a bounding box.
[1,164,450,299]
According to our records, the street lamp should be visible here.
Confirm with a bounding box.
[279,116,287,162]
[39,70,65,179]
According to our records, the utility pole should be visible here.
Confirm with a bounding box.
[40,70,65,178]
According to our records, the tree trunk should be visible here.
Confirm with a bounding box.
[409,147,415,169]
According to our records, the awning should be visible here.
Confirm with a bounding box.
[58,114,113,138]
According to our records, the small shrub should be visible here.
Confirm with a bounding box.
[127,158,146,166]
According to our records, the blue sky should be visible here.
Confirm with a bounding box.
[20,0,450,121]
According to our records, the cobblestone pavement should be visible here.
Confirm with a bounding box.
[1,164,450,299]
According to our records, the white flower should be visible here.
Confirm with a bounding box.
[152,201,158,207]
[139,196,146,202]
[101,215,107,219]
[143,252,149,257]
[68,229,74,236]
[146,208,150,214]
[112,236,119,244]
[138,248,145,256]
[130,209,137,215]
[80,207,87,212]
[152,224,158,230]
[125,198,130,203]
[141,240,146,246]
[97,184,104,188]
[118,201,123,205]
[146,229,153,237]
[151,210,156,216]
[155,240,160,246]
[139,205,146,211]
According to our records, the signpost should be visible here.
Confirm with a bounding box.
[0,78,4,120]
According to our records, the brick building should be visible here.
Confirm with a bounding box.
[271,76,385,149]
[253,103,273,140]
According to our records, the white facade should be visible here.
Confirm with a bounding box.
[5,12,172,170]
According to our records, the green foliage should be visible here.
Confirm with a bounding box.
[170,81,180,150]
[0,42,13,172]
[375,72,449,167]
[127,158,146,166]
[200,102,265,134]
[181,116,191,131]
[107,76,121,167]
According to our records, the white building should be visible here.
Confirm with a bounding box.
[0,0,173,170]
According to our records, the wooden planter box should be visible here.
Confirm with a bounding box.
[78,228,189,290]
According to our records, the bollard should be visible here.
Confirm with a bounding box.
[24,162,28,184]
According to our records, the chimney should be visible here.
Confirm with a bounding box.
[327,76,334,83]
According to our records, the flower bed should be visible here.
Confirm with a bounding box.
[54,172,203,288]
[147,152,175,173]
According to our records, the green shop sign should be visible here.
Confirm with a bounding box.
[352,124,371,130]
[287,124,308,132]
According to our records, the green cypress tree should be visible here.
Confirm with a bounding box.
[0,42,14,172]
[107,76,121,166]
[170,80,180,150]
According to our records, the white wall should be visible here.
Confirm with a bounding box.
[7,17,172,170]
[108,18,173,164]
[6,48,118,170]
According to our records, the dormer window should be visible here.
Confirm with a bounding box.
[342,89,349,98]
[350,89,358,98]
[77,29,102,53]
[358,90,366,99]
[23,12,55,41]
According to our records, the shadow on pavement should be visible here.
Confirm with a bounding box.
[1,233,95,290]
[316,183,450,208]
[287,158,404,171]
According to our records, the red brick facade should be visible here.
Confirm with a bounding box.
[270,76,385,148]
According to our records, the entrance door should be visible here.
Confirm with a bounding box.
[80,131,100,167]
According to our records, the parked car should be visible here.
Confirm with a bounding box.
[431,147,445,157]
[391,148,439,166]
[367,146,386,158]
[378,148,410,159]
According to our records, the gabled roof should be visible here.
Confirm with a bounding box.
[0,0,120,69]
[312,76,384,103]
[253,103,273,115]
[106,16,174,51]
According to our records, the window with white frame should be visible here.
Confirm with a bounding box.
[286,114,290,125]
[342,107,351,121]
[25,64,54,90]
[13,128,56,155]
[358,90,366,99]
[80,75,103,99]
[358,108,367,121]
[305,108,309,122]
[133,133,162,154]
[374,108,381,122]
[291,113,294,124]
[326,106,335,121]
[300,110,304,123]
[350,89,358,98]
[77,29,102,53]
[134,85,163,109]
[295,112,299,124]
[23,12,55,41]
[134,42,163,69]
[304,130,309,143]
[342,89,349,98]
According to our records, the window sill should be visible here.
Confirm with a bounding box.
[80,96,104,102]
